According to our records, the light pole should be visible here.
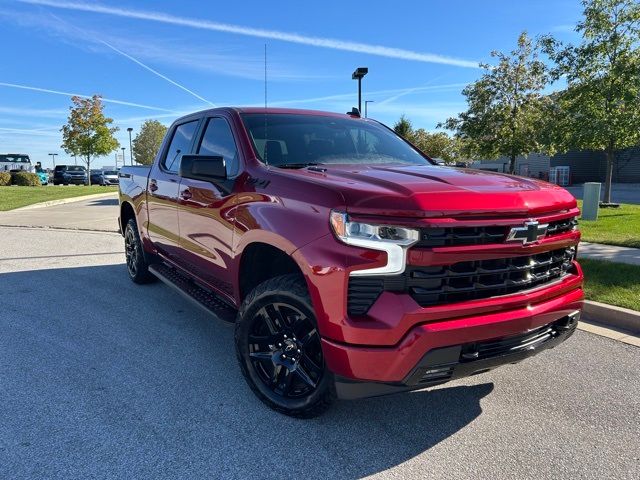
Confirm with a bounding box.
[351,67,368,115]
[48,153,57,167]
[364,100,375,118]
[127,127,134,164]
[121,147,126,167]
[73,154,77,166]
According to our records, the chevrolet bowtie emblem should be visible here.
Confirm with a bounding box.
[506,220,548,244]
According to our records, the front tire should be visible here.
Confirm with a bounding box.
[235,274,335,418]
[124,218,156,284]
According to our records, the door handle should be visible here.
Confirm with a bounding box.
[149,180,158,193]
[180,188,192,200]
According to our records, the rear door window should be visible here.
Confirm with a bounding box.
[162,120,199,173]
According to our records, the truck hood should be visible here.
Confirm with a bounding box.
[284,164,577,218]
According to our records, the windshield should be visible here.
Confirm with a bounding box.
[0,154,30,163]
[66,166,86,172]
[241,114,431,167]
[103,170,118,175]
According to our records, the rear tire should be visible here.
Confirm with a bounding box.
[235,274,335,418]
[124,218,156,284]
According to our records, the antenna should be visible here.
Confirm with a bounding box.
[264,43,269,166]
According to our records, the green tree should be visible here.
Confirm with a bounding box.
[132,119,168,165]
[393,115,414,139]
[442,32,549,174]
[61,95,119,185]
[412,130,458,163]
[542,0,640,203]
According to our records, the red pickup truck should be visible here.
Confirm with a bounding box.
[118,107,583,417]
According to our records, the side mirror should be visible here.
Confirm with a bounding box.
[180,154,226,182]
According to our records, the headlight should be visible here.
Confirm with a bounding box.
[330,211,419,276]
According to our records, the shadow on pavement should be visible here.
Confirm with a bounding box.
[0,264,493,479]
[86,197,119,207]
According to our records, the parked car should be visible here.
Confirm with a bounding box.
[90,169,119,185]
[118,107,583,418]
[53,165,87,185]
[90,169,103,184]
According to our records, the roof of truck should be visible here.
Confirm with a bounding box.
[184,106,363,119]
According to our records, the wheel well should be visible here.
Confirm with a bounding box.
[239,243,304,301]
[120,202,135,233]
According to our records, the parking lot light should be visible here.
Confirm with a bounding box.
[352,67,368,114]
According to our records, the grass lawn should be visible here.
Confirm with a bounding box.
[577,200,640,248]
[580,258,640,312]
[0,185,118,211]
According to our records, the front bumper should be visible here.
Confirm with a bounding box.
[322,284,583,392]
[334,311,580,399]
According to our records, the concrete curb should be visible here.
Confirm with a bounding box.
[11,192,118,211]
[582,300,640,334]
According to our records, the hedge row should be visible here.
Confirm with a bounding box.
[0,171,42,187]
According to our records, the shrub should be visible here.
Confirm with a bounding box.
[11,171,42,186]
[0,171,11,186]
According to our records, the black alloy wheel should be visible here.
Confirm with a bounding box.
[123,218,156,284]
[248,302,323,399]
[235,274,335,417]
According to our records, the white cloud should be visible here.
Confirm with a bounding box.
[19,0,480,68]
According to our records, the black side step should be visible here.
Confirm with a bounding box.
[149,263,238,324]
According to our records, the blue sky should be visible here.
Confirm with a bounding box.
[1,0,582,167]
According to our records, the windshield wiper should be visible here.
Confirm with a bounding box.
[275,162,323,169]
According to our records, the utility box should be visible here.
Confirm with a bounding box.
[582,182,601,221]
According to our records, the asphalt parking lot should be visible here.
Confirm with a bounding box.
[0,207,639,479]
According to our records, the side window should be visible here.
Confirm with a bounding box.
[162,120,199,173]
[197,117,240,177]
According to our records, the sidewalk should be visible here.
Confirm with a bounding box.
[578,241,640,266]
[0,194,119,232]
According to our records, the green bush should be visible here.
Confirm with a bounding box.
[10,171,42,186]
[0,171,11,186]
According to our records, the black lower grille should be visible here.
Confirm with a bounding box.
[461,316,578,361]
[348,247,576,315]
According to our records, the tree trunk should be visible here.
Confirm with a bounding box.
[87,155,91,186]
[509,154,516,174]
[603,148,614,204]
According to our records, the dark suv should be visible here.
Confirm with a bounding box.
[53,165,87,185]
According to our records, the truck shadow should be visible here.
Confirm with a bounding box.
[0,263,493,479]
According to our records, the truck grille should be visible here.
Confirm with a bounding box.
[347,247,576,315]
[416,217,577,248]
[460,315,579,361]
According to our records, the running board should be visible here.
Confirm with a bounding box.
[149,263,238,324]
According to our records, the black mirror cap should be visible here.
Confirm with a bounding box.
[180,154,226,181]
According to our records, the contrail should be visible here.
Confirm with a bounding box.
[0,126,59,136]
[45,12,215,106]
[97,39,215,106]
[0,82,176,111]
[272,83,468,106]
[19,0,479,68]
